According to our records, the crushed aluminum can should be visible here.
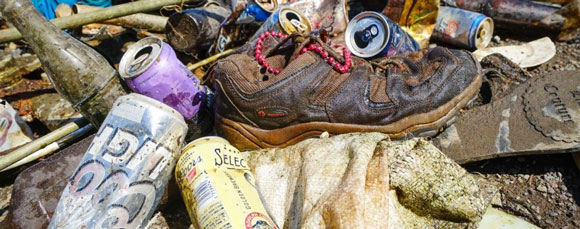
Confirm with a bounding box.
[165,4,231,55]
[175,136,278,229]
[249,6,312,43]
[119,36,206,120]
[286,0,349,36]
[432,7,494,50]
[235,0,278,24]
[49,93,187,228]
[0,99,33,152]
[345,11,420,58]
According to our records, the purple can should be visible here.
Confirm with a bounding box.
[119,37,205,120]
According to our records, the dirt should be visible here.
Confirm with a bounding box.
[460,31,580,229]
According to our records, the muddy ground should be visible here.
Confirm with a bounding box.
[0,28,579,228]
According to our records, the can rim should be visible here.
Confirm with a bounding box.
[278,6,312,35]
[182,136,231,153]
[118,36,164,79]
[475,17,494,49]
[344,11,390,58]
[255,0,278,13]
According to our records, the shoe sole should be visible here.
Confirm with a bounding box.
[216,61,483,151]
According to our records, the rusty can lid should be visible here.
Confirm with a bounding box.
[119,36,164,79]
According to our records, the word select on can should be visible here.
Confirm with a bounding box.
[49,93,188,228]
[175,136,278,229]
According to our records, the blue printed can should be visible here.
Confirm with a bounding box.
[432,6,494,50]
[345,11,420,58]
[235,0,278,24]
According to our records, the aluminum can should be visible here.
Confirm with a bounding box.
[49,93,188,228]
[249,6,312,42]
[286,0,348,36]
[165,4,231,54]
[175,136,278,229]
[119,36,205,120]
[432,7,494,50]
[235,0,278,24]
[345,11,420,58]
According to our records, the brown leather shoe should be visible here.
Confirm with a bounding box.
[212,34,482,150]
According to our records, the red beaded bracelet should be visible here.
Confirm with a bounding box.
[254,31,352,75]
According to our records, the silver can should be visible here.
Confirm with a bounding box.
[345,11,419,58]
[49,93,188,228]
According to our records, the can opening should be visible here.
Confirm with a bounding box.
[129,46,153,74]
[354,24,379,49]
[284,11,308,33]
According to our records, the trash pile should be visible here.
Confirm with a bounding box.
[0,0,579,228]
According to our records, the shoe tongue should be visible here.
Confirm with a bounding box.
[260,36,297,70]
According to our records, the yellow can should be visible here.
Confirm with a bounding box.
[175,136,277,229]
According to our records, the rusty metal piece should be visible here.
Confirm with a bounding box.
[479,53,533,103]
[433,71,580,163]
[29,93,82,131]
[1,0,129,127]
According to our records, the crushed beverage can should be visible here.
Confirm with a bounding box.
[235,0,278,24]
[286,0,349,36]
[165,3,231,55]
[119,36,206,120]
[432,7,494,50]
[175,136,278,229]
[249,6,312,43]
[345,11,420,58]
[49,93,188,228]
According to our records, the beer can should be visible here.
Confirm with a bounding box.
[286,0,348,36]
[432,6,494,50]
[345,11,420,58]
[175,136,278,229]
[249,6,312,43]
[235,0,278,24]
[119,36,206,120]
[165,4,231,54]
[49,93,188,228]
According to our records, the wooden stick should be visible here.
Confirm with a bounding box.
[187,48,234,71]
[0,118,88,171]
[0,0,195,43]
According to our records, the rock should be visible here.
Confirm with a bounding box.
[493,35,501,43]
[144,212,169,229]
[0,185,13,223]
[537,185,548,193]
[547,186,556,194]
[549,211,559,217]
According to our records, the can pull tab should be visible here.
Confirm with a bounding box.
[290,19,308,33]
[354,24,379,49]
